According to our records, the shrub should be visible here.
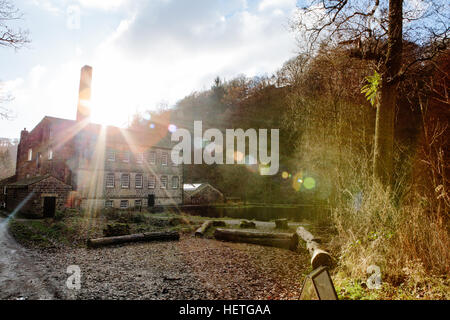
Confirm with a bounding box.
[103,223,131,237]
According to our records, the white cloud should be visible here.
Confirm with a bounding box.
[258,0,296,12]
[3,0,300,137]
[31,0,63,15]
[84,0,299,127]
[77,0,129,10]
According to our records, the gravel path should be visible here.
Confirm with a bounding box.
[1,215,311,300]
[0,217,56,299]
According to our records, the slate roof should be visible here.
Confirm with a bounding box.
[183,183,223,197]
[7,174,70,188]
[42,116,175,149]
[0,175,17,186]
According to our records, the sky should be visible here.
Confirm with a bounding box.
[0,0,304,139]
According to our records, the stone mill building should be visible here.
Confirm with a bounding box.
[0,65,183,217]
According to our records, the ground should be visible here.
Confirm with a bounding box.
[0,217,55,299]
[0,214,311,300]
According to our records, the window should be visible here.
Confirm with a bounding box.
[28,148,33,161]
[106,173,115,188]
[135,200,142,207]
[160,175,168,189]
[171,154,178,166]
[148,175,156,189]
[121,173,130,188]
[48,149,53,160]
[161,152,168,166]
[120,200,129,209]
[105,200,113,208]
[135,174,143,188]
[122,151,130,162]
[149,151,156,164]
[107,149,115,161]
[36,152,41,168]
[172,176,179,189]
[136,153,144,164]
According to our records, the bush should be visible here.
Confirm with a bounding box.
[100,208,121,221]
[169,217,191,226]
[103,223,131,237]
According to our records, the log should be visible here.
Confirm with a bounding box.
[214,228,295,250]
[240,220,256,228]
[293,226,332,269]
[275,218,289,229]
[87,231,179,248]
[212,220,226,227]
[195,220,213,237]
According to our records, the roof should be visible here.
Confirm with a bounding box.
[183,183,203,191]
[0,175,17,186]
[40,116,175,149]
[7,174,69,188]
[183,183,223,197]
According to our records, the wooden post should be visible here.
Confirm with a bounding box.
[293,226,332,269]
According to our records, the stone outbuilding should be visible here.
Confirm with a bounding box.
[183,183,224,205]
[5,174,72,218]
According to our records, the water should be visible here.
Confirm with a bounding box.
[181,205,330,222]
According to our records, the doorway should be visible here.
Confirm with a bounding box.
[43,197,56,218]
[147,194,155,207]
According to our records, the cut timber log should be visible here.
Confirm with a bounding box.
[195,220,213,237]
[293,226,332,269]
[87,231,179,248]
[214,228,295,250]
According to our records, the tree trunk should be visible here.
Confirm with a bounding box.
[214,228,295,250]
[293,227,332,269]
[195,220,213,237]
[87,231,179,248]
[373,0,403,187]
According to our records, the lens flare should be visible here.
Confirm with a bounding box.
[259,165,270,175]
[292,172,303,191]
[168,124,177,133]
[282,171,289,179]
[235,151,244,162]
[303,177,316,190]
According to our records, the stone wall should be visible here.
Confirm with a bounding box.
[16,118,75,184]
[6,176,71,217]
[185,186,224,205]
[101,145,183,208]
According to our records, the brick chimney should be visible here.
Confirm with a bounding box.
[20,128,28,141]
[76,65,93,122]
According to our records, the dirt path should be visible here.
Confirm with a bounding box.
[0,217,310,300]
[31,235,309,300]
[0,217,57,299]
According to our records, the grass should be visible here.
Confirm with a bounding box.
[329,179,449,300]
[6,209,238,248]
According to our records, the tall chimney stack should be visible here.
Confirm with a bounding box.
[76,65,93,122]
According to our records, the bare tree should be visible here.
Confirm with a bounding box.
[0,83,14,119]
[0,0,30,49]
[0,1,29,119]
[292,0,449,187]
